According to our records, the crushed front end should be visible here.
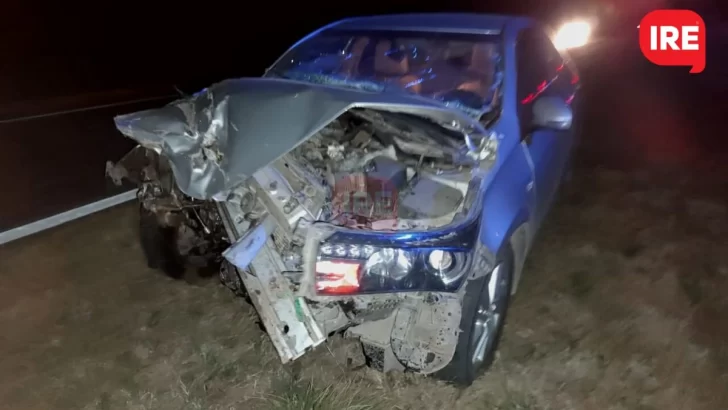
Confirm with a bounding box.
[107,77,500,374]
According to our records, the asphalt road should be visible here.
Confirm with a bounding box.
[0,92,175,231]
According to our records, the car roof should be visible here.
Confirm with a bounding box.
[328,13,534,35]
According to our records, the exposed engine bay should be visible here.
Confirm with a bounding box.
[109,105,490,271]
[243,108,477,236]
[108,78,499,374]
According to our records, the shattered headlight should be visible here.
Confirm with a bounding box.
[315,242,472,295]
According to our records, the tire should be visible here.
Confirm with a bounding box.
[435,245,514,386]
[139,205,186,279]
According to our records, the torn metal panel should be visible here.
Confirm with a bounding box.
[218,201,327,363]
[390,294,461,373]
[222,216,278,271]
[113,77,485,200]
[347,314,406,373]
[347,293,461,374]
[105,145,157,186]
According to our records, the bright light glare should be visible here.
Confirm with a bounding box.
[553,21,592,50]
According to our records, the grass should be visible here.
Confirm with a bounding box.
[263,377,387,410]
[1,166,727,410]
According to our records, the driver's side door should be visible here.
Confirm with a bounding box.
[516,27,577,227]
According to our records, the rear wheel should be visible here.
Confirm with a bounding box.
[435,245,514,386]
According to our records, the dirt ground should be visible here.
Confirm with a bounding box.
[1,160,727,410]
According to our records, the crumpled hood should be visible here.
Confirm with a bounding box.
[113,77,476,200]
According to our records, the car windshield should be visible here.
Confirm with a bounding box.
[269,29,502,116]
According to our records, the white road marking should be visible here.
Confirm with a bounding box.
[0,190,136,245]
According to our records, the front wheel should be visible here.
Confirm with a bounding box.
[139,205,185,279]
[435,245,514,386]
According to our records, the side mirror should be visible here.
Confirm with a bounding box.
[532,96,573,131]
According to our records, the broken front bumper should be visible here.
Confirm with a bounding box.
[216,176,495,373]
[216,201,331,362]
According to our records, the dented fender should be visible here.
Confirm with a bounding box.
[477,141,536,257]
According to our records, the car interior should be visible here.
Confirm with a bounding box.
[341,36,496,102]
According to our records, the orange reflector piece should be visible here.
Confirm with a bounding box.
[315,260,361,294]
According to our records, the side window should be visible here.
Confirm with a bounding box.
[516,28,564,104]
[516,29,550,103]
[516,28,571,132]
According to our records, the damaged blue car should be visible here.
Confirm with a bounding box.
[107,13,581,386]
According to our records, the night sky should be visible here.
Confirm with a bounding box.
[1,0,598,103]
[3,0,723,105]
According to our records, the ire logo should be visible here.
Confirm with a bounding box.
[639,9,706,73]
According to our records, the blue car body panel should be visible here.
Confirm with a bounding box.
[470,16,575,257]
[476,17,535,254]
[478,16,576,254]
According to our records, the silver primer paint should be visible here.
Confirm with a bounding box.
[113,77,483,200]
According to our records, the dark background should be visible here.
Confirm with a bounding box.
[1,0,659,101]
[0,0,724,231]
